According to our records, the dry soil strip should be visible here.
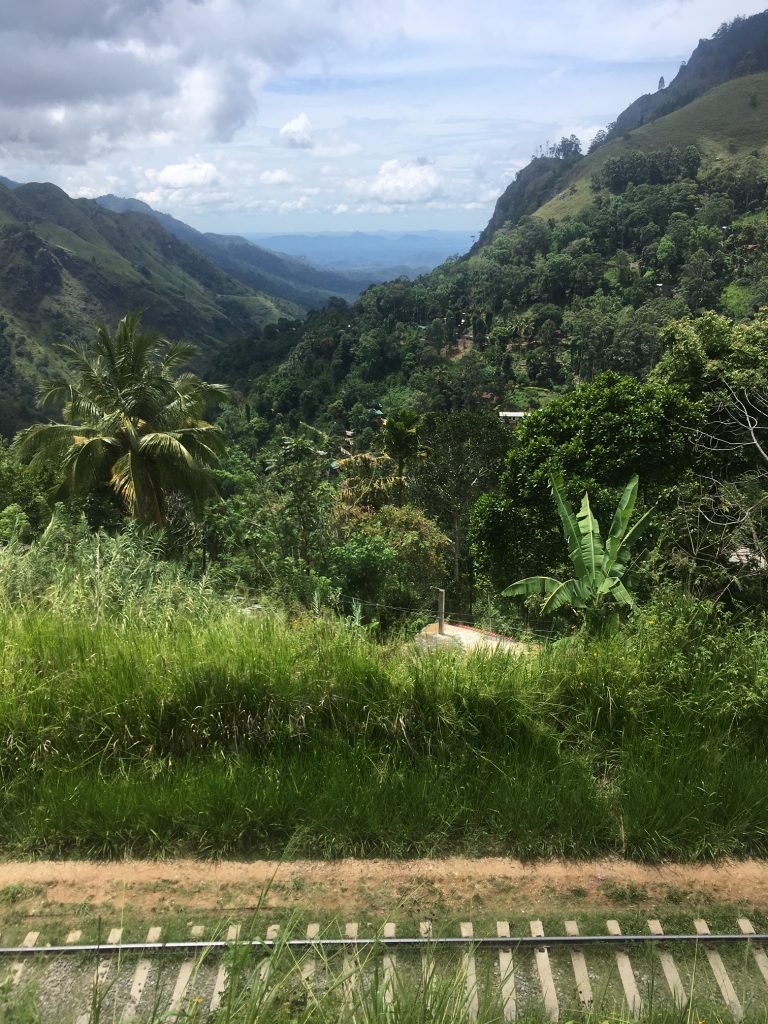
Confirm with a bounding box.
[6,859,768,916]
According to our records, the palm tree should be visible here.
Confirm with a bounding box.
[504,472,651,632]
[382,411,421,507]
[15,312,229,526]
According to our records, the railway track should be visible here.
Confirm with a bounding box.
[3,915,768,1021]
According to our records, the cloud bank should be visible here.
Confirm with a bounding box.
[2,0,766,230]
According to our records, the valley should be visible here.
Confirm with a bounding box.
[1,9,768,1022]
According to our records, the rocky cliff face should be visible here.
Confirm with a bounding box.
[611,11,768,137]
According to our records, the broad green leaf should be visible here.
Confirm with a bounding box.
[608,506,654,580]
[604,474,638,572]
[542,579,582,613]
[550,472,588,579]
[602,578,637,610]
[503,576,564,597]
[576,490,604,581]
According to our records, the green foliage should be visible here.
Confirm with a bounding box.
[0,183,308,436]
[330,504,449,617]
[382,410,421,506]
[251,119,768,430]
[504,473,649,631]
[0,437,51,533]
[410,411,510,593]
[1,531,768,860]
[0,503,31,544]
[470,372,698,592]
[0,505,213,624]
[15,312,229,525]
[591,146,701,193]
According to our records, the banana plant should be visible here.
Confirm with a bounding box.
[503,472,651,631]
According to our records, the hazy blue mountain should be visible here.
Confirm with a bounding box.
[245,231,476,275]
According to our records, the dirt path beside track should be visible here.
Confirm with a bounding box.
[1,858,767,920]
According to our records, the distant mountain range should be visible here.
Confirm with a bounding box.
[93,196,373,306]
[245,231,475,275]
[2,10,765,439]
[0,175,475,434]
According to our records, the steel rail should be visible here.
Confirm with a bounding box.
[0,933,767,957]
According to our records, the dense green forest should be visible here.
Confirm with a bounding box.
[3,13,768,863]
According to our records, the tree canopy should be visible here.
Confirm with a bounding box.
[16,312,229,525]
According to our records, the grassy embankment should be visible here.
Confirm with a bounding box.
[1,522,768,860]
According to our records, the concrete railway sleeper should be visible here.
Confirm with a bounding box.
[3,917,768,1022]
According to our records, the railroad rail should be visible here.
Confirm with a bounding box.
[2,930,768,955]
[3,916,768,1021]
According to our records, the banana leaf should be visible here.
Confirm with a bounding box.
[549,473,588,579]
[576,490,604,581]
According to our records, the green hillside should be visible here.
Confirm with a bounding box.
[536,72,768,223]
[95,194,372,306]
[0,181,305,433]
[245,40,768,431]
[609,11,768,137]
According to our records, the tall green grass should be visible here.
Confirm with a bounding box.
[1,519,768,859]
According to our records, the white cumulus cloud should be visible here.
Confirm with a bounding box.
[280,196,310,212]
[347,158,442,204]
[260,168,295,185]
[147,158,219,189]
[279,112,314,149]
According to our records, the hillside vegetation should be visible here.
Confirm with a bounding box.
[537,71,768,222]
[4,12,768,870]
[241,38,768,433]
[0,181,305,431]
[95,194,372,306]
[611,11,768,135]
[1,524,767,860]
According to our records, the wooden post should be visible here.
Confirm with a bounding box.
[437,589,445,635]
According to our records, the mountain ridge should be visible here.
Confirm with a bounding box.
[0,179,310,433]
[94,194,371,305]
[610,11,768,138]
[474,11,768,250]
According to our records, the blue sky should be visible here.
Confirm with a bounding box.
[1,0,765,233]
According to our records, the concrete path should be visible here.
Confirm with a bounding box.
[418,621,527,653]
